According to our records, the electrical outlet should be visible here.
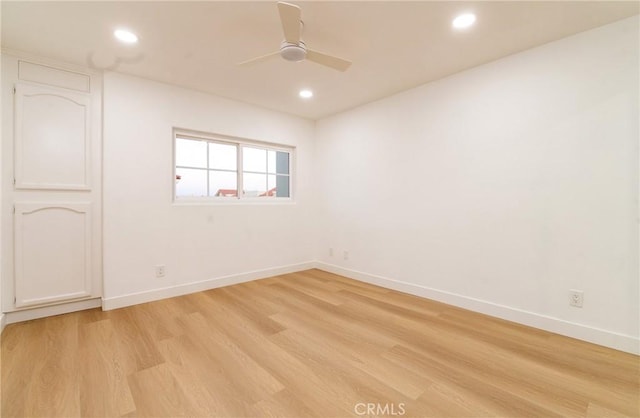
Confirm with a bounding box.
[329,247,333,257]
[343,250,349,260]
[569,290,583,308]
[155,265,166,278]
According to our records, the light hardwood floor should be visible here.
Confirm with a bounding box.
[1,269,638,417]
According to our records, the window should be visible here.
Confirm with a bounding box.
[174,130,292,201]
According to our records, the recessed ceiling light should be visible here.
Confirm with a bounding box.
[452,13,476,30]
[114,29,138,44]
[299,89,313,99]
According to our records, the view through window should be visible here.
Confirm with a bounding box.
[175,132,292,200]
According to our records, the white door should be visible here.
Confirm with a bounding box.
[14,202,92,307]
[14,82,91,190]
[11,78,100,309]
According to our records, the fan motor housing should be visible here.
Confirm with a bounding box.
[280,41,307,62]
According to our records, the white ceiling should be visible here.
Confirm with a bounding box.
[2,1,638,120]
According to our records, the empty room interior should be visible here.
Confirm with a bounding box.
[0,1,639,417]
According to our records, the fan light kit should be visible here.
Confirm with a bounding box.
[281,41,307,62]
[238,2,352,72]
[452,13,477,29]
[114,29,138,44]
[299,89,313,98]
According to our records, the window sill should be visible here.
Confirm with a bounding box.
[172,198,296,206]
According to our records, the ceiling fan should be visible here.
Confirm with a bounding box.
[238,2,352,72]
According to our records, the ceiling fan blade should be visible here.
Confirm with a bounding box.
[237,51,280,67]
[306,49,352,72]
[278,2,301,44]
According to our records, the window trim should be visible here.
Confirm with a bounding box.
[172,128,295,204]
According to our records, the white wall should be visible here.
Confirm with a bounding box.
[102,72,316,307]
[315,16,639,353]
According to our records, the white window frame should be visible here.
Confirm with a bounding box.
[173,128,294,204]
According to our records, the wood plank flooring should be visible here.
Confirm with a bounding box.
[2,269,638,417]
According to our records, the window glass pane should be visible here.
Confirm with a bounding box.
[276,151,289,174]
[243,172,267,197]
[256,175,276,197]
[209,171,237,197]
[176,137,207,168]
[209,142,237,171]
[176,168,207,197]
[243,146,267,173]
[276,175,290,197]
[267,151,276,174]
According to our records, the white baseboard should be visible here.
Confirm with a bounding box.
[4,298,102,325]
[5,261,636,355]
[102,261,316,311]
[314,262,640,355]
